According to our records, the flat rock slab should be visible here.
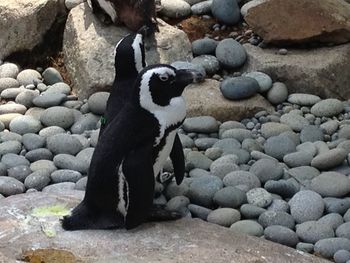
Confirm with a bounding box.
[0,191,329,263]
[243,43,350,100]
[184,79,274,122]
[63,3,193,99]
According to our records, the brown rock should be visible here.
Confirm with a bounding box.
[243,43,350,99]
[245,0,350,45]
[184,79,274,122]
[63,3,192,99]
[0,191,329,263]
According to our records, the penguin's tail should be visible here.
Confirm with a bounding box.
[61,201,124,230]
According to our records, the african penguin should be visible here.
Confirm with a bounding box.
[87,0,158,34]
[62,65,204,230]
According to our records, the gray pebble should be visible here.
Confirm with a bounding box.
[296,242,314,253]
[211,0,240,25]
[246,187,272,208]
[296,221,335,244]
[261,122,291,138]
[0,140,22,155]
[230,220,264,237]
[40,106,75,129]
[264,180,298,198]
[1,153,29,168]
[15,90,38,108]
[1,87,26,99]
[22,133,46,150]
[213,186,247,208]
[210,154,239,179]
[311,172,350,197]
[42,67,63,85]
[212,138,241,154]
[0,63,19,78]
[44,82,71,95]
[204,147,223,160]
[223,170,260,190]
[314,238,350,258]
[188,204,212,220]
[0,103,27,115]
[267,82,288,105]
[191,0,212,15]
[311,99,344,117]
[9,115,42,135]
[216,39,247,68]
[186,151,213,170]
[75,176,87,191]
[25,148,53,162]
[207,208,241,227]
[160,0,191,18]
[70,113,100,134]
[283,151,313,167]
[264,225,299,247]
[39,126,66,138]
[249,158,283,183]
[264,134,297,161]
[220,77,259,100]
[318,213,344,230]
[287,93,321,106]
[192,38,218,56]
[183,116,219,133]
[336,222,350,239]
[0,176,25,196]
[296,142,317,157]
[334,249,350,263]
[87,92,109,115]
[0,78,20,93]
[50,169,83,183]
[321,120,339,135]
[324,198,350,215]
[300,125,324,143]
[258,210,295,229]
[24,170,51,190]
[194,138,219,150]
[42,182,76,193]
[267,199,290,213]
[280,113,309,132]
[191,55,220,75]
[242,138,263,153]
[30,160,57,174]
[16,69,42,86]
[240,204,266,219]
[7,165,32,182]
[33,93,66,108]
[53,154,87,174]
[221,128,252,142]
[46,133,83,155]
[243,71,272,93]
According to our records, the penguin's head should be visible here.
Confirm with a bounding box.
[113,30,147,80]
[136,64,204,109]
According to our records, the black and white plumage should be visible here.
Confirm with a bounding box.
[62,65,204,230]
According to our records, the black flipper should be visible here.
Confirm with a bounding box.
[147,204,182,222]
[123,143,155,230]
[170,134,185,185]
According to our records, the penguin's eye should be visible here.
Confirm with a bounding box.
[159,74,169,82]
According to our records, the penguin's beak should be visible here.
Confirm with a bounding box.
[175,69,205,90]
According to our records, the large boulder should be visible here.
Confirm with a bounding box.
[63,3,193,99]
[0,0,61,60]
[0,191,329,263]
[184,79,274,122]
[243,43,350,99]
[245,0,350,45]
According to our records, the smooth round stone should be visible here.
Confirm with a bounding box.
[205,147,223,160]
[39,126,66,138]
[246,188,272,208]
[230,220,263,237]
[220,120,246,132]
[215,39,247,68]
[76,147,94,172]
[40,106,75,129]
[212,138,241,154]
[191,0,212,15]
[207,208,241,227]
[334,250,350,263]
[1,153,29,168]
[25,148,53,162]
[42,67,63,85]
[251,151,277,162]
[289,190,324,223]
[9,115,42,135]
[280,113,309,132]
[243,71,272,93]
[47,134,83,155]
[300,125,324,143]
[87,92,109,115]
[15,90,38,108]
[24,170,51,190]
[0,78,20,92]
[0,122,5,133]
[186,151,213,170]
[72,134,89,149]
[191,55,220,75]
[296,142,317,157]
[194,138,219,150]
[0,140,22,155]
[42,182,76,193]
[0,103,27,115]
[344,209,350,222]
[338,126,350,140]
[258,210,295,229]
[264,135,297,161]
[240,0,266,17]
[296,242,314,253]
[30,160,57,174]
[211,0,240,25]
[242,138,263,152]
[16,69,42,86]
[33,93,66,108]
[187,175,223,207]
[267,82,288,105]
[22,133,45,151]
[0,131,22,142]
[25,107,45,120]
[267,199,290,213]
[296,221,335,244]
[324,198,350,215]
[314,141,330,155]
[223,171,260,190]
[314,238,350,259]
[336,222,350,239]
[75,176,87,191]
[264,180,298,198]
[311,99,344,117]
[240,204,266,218]
[189,168,211,178]
[220,77,258,100]
[166,195,190,215]
[221,128,252,142]
[70,113,99,134]
[171,61,206,77]
[0,176,25,196]
[89,129,99,147]
[62,100,83,109]
[261,122,291,138]
[7,165,32,182]
[192,38,218,56]
[1,87,26,99]
[188,204,212,220]
[53,154,87,174]
[50,169,83,183]
[210,154,239,179]
[287,93,321,106]
[183,116,219,133]
[321,120,339,135]
[45,82,71,95]
[283,151,313,167]
[160,0,191,18]
[213,186,247,208]
[0,63,19,78]
[264,225,299,247]
[318,213,344,230]
[311,172,350,197]
[249,158,283,183]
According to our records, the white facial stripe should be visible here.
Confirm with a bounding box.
[153,130,177,176]
[132,34,145,73]
[139,67,186,146]
[97,0,117,22]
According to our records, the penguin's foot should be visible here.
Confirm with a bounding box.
[147,204,182,222]
[61,202,124,230]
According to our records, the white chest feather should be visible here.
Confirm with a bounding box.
[153,130,177,177]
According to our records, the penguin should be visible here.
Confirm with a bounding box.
[62,65,204,230]
[87,0,158,34]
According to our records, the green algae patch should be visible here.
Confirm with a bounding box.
[31,204,70,217]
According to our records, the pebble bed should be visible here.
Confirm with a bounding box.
[0,0,349,262]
